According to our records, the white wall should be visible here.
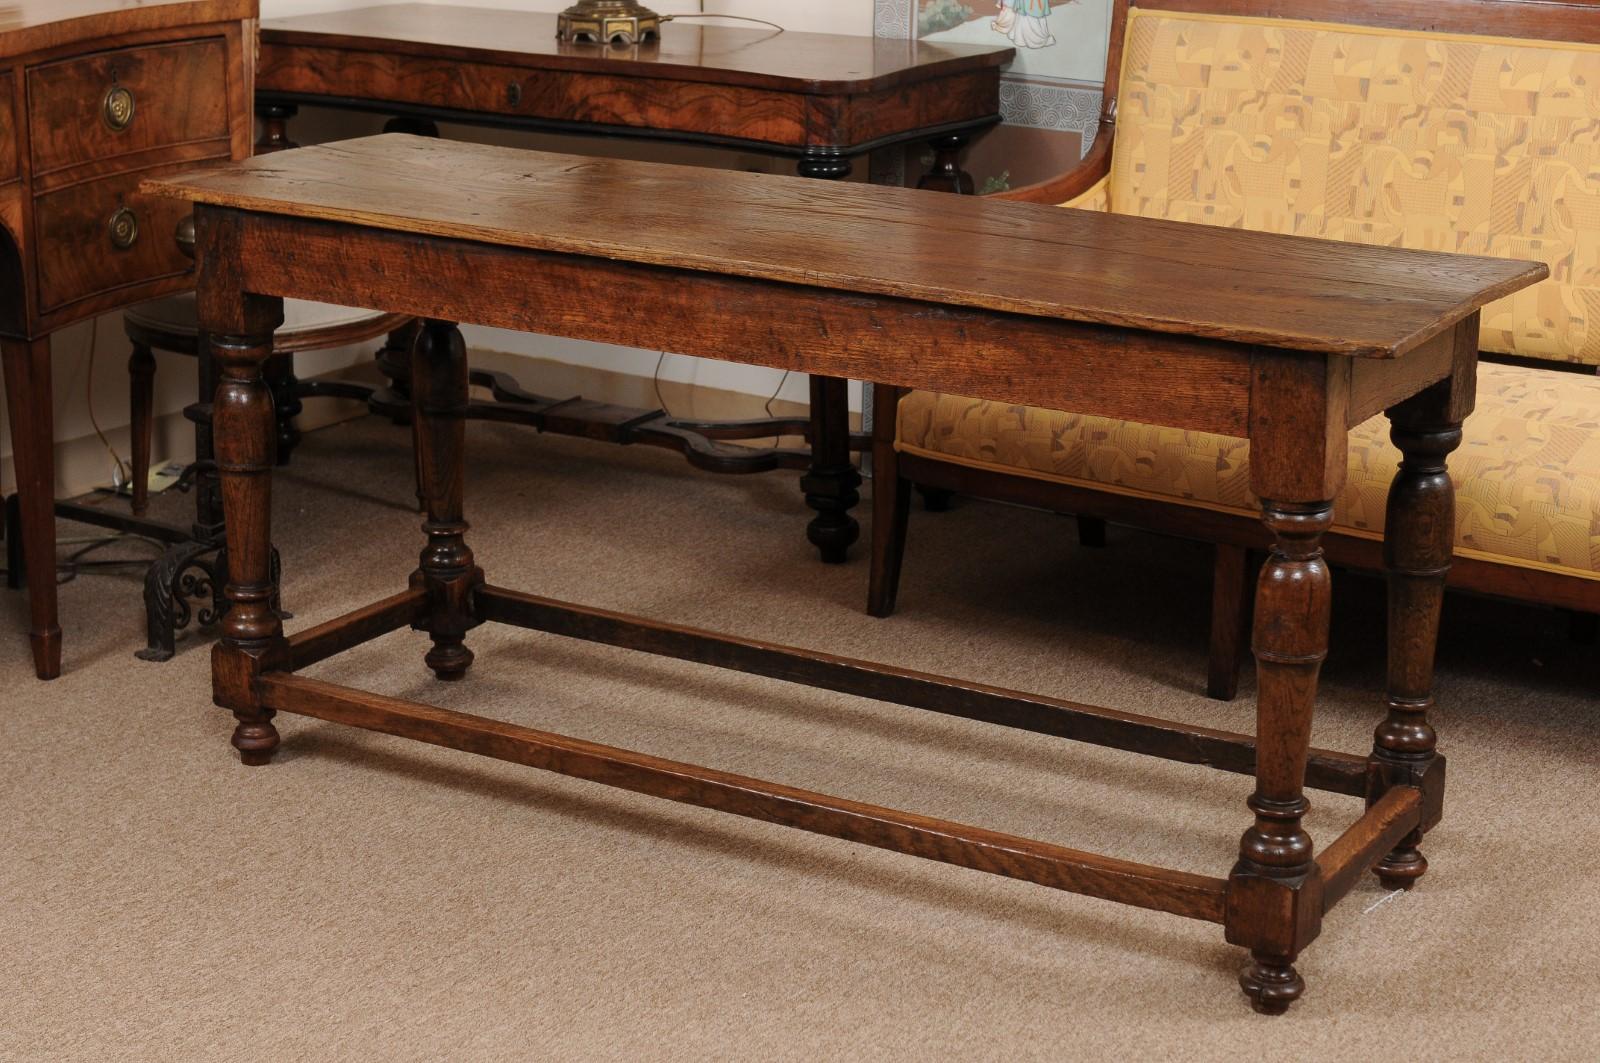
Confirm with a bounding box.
[0,0,874,498]
[266,1,870,35]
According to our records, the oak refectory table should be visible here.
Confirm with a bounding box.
[144,135,1544,1014]
[251,3,1015,564]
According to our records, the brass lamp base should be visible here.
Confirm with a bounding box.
[556,1,662,45]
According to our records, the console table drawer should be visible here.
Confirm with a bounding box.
[34,166,195,313]
[28,38,230,176]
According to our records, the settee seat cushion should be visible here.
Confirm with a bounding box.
[896,362,1600,580]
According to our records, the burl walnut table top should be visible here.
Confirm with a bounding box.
[157,134,1544,359]
[258,2,1010,95]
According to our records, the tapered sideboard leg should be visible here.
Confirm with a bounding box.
[2,335,62,679]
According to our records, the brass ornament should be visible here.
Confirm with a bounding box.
[103,85,135,131]
[108,206,139,250]
[555,0,661,45]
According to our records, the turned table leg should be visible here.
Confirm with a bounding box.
[1229,501,1333,1015]
[410,320,483,680]
[793,152,862,563]
[803,374,862,564]
[265,352,303,466]
[1370,383,1463,889]
[917,134,976,195]
[207,295,288,765]
[2,335,62,679]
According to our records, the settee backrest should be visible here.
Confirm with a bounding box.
[1101,0,1600,366]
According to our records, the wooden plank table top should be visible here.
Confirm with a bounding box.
[158,134,1544,359]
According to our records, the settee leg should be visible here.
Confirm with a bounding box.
[868,385,910,618]
[916,485,954,512]
[1208,543,1253,701]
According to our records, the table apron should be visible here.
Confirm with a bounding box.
[255,46,1004,155]
[218,210,1256,437]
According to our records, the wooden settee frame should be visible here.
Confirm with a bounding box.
[869,0,1600,700]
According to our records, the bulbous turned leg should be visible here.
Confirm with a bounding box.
[1372,386,1464,889]
[1240,951,1306,1016]
[802,374,861,564]
[411,319,482,681]
[1227,501,1333,1016]
[231,708,279,767]
[425,630,474,683]
[1376,845,1428,891]
[916,134,975,195]
[204,288,289,766]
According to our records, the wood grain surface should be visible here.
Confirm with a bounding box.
[28,37,230,176]
[259,3,1010,95]
[0,0,253,59]
[146,135,1546,358]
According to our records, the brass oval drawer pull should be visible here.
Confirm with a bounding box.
[108,207,140,250]
[103,85,135,131]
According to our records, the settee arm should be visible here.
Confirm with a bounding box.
[995,123,1115,205]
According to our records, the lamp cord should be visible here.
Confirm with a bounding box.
[662,14,785,32]
[83,321,129,489]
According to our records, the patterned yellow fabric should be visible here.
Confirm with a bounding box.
[1060,175,1111,213]
[896,362,1600,579]
[1104,10,1600,367]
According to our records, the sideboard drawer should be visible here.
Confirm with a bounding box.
[28,38,230,176]
[34,166,195,314]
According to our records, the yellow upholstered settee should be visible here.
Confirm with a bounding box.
[871,0,1600,698]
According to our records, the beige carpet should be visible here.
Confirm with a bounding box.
[3,414,1597,1061]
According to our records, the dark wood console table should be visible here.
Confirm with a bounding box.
[149,135,1542,1013]
[252,3,1013,564]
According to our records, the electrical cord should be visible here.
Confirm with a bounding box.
[763,371,791,447]
[651,2,785,434]
[662,14,785,32]
[82,320,129,490]
[652,351,672,416]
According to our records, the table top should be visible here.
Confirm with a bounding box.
[0,0,252,58]
[259,3,1012,95]
[147,134,1546,359]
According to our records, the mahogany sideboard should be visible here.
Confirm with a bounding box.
[146,135,1543,1013]
[253,3,1014,565]
[0,0,255,679]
